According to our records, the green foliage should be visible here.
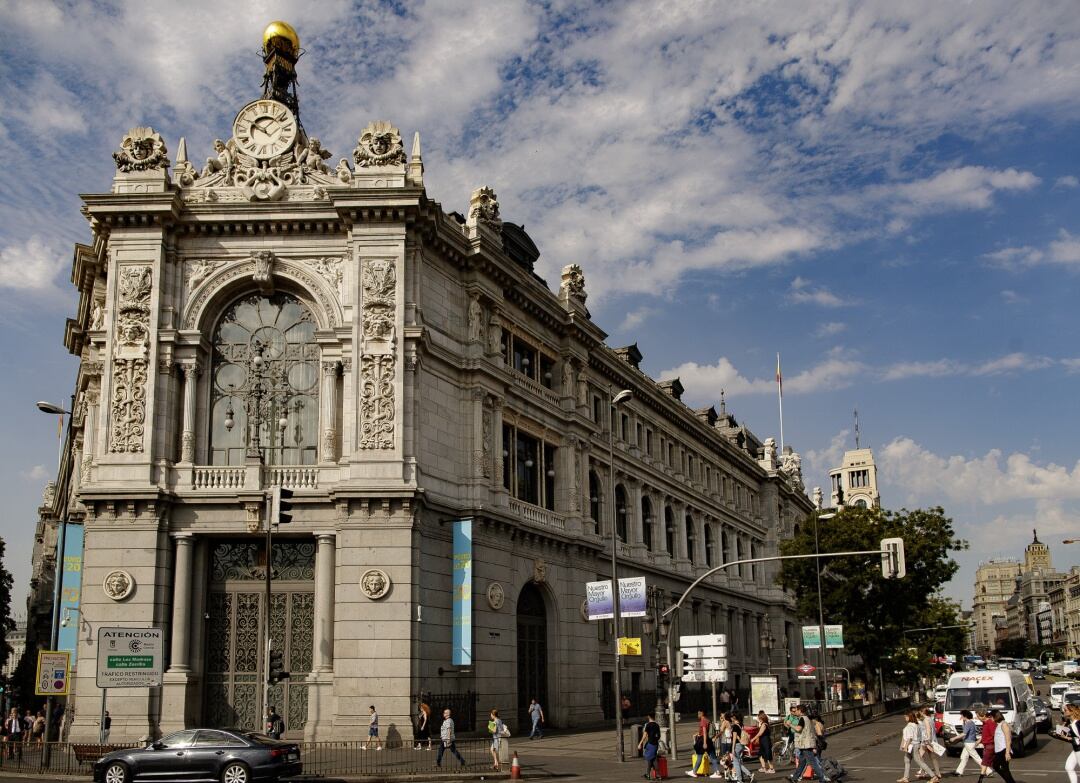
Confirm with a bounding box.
[777,506,967,687]
[0,538,12,669]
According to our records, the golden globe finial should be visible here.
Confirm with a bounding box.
[263,21,299,53]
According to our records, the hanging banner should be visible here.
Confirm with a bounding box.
[618,576,647,618]
[57,523,84,665]
[802,625,821,648]
[824,625,844,649]
[586,580,614,620]
[452,518,473,666]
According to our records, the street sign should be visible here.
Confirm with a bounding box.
[796,663,817,675]
[618,637,642,656]
[680,633,726,647]
[96,627,164,688]
[678,669,730,682]
[35,651,70,696]
[681,645,728,659]
[797,675,817,680]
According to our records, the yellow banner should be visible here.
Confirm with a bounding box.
[618,637,642,656]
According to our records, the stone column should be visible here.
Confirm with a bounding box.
[313,533,336,673]
[320,360,339,463]
[628,481,644,551]
[179,362,200,463]
[491,396,507,505]
[169,534,194,671]
[471,389,487,482]
[306,532,337,741]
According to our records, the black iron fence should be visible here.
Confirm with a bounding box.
[0,741,140,776]
[420,690,479,734]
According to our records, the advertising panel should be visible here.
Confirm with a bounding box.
[586,580,614,620]
[618,576,647,618]
[57,523,84,665]
[452,518,473,666]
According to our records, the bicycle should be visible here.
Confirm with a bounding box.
[772,737,794,766]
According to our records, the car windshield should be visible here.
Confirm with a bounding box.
[945,687,1013,711]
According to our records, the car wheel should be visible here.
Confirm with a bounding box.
[1012,735,1026,758]
[221,761,251,783]
[1027,727,1038,748]
[103,762,129,783]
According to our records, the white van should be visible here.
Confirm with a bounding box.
[1051,681,1076,710]
[942,670,1037,756]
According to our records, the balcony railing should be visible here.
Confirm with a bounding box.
[508,367,562,407]
[191,466,245,490]
[186,465,320,491]
[266,466,319,489]
[509,498,566,530]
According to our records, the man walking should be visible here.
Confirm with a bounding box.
[639,713,662,780]
[265,707,283,739]
[102,710,113,743]
[698,709,719,772]
[954,710,981,776]
[437,708,466,767]
[528,698,545,739]
[364,705,382,750]
[790,705,831,783]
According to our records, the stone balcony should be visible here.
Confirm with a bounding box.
[175,464,330,492]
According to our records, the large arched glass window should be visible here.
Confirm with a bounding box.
[209,292,320,466]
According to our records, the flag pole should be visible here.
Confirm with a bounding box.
[776,353,785,453]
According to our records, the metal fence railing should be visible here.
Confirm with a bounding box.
[0,738,499,777]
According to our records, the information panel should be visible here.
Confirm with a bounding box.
[451,518,473,666]
[35,651,70,696]
[96,627,163,688]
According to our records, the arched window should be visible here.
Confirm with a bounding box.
[589,471,601,533]
[210,292,320,465]
[685,513,695,565]
[641,496,653,551]
[615,485,628,542]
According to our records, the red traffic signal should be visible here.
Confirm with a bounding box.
[658,663,670,675]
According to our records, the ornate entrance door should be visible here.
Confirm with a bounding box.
[204,539,315,734]
[516,583,548,728]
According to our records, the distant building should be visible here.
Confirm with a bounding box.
[1056,565,1080,659]
[971,559,1021,655]
[828,448,880,509]
[2,617,26,678]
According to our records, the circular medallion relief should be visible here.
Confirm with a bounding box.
[103,570,135,601]
[487,582,505,610]
[360,568,391,600]
[580,599,590,622]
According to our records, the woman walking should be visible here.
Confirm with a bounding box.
[1059,703,1080,783]
[976,708,996,780]
[988,710,1016,783]
[918,706,943,781]
[488,708,505,772]
[900,711,937,783]
[752,711,775,774]
[415,702,431,750]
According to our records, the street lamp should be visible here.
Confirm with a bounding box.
[642,586,670,746]
[35,396,75,753]
[813,511,836,708]
[608,387,633,762]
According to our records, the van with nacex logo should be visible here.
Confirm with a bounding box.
[942,670,1037,757]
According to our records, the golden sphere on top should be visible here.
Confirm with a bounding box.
[263,21,299,51]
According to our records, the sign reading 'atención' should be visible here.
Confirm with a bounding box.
[96,627,163,688]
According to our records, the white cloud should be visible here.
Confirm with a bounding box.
[619,306,656,332]
[19,465,49,481]
[789,277,853,308]
[879,437,1080,506]
[0,235,67,291]
[1062,358,1080,375]
[984,229,1080,269]
[1054,175,1079,189]
[879,352,1055,381]
[805,429,852,482]
[1000,289,1027,304]
[660,350,865,401]
[815,321,847,337]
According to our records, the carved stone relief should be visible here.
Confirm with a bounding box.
[353,121,406,168]
[561,264,587,302]
[358,354,395,449]
[468,186,502,229]
[102,569,135,601]
[184,259,226,293]
[360,568,391,600]
[533,558,547,584]
[361,258,396,342]
[110,266,152,453]
[307,257,343,297]
[113,127,169,172]
[481,405,492,478]
[487,582,505,610]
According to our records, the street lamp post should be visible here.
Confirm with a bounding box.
[760,615,775,674]
[608,387,633,762]
[813,511,833,708]
[35,397,75,756]
[642,586,669,748]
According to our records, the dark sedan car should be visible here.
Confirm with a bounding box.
[1032,697,1051,732]
[93,728,301,783]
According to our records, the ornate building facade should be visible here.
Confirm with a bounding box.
[57,24,814,741]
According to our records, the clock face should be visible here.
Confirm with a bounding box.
[232,100,298,160]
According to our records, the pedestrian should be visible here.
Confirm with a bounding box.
[528,698,545,739]
[789,704,831,783]
[488,708,505,771]
[415,702,431,750]
[436,708,466,767]
[900,710,936,783]
[731,712,750,783]
[688,728,712,778]
[364,705,382,750]
[721,688,732,710]
[976,708,996,779]
[753,710,775,774]
[32,711,45,745]
[782,705,800,765]
[4,708,22,758]
[954,710,981,776]
[918,706,943,781]
[988,710,1016,783]
[698,710,719,771]
[102,710,113,743]
[1058,703,1080,783]
[639,712,662,780]
[719,713,733,759]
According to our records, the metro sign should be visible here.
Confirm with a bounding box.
[796,663,817,675]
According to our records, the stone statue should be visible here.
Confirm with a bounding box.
[296,136,332,173]
[252,250,275,286]
[560,264,587,302]
[779,446,804,489]
[487,313,503,356]
[113,127,170,172]
[561,360,574,396]
[201,139,234,182]
[762,437,777,469]
[89,299,105,330]
[812,486,823,510]
[353,120,406,167]
[576,365,589,406]
[468,186,502,228]
[467,294,484,343]
[335,158,353,184]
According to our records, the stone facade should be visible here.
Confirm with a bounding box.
[51,52,815,743]
[971,559,1021,655]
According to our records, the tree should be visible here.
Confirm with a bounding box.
[0,538,13,677]
[777,506,966,700]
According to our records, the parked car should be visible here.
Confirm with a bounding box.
[1051,681,1076,710]
[93,728,301,783]
[1064,689,1080,710]
[1032,698,1052,732]
[934,699,945,735]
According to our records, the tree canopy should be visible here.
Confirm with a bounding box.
[777,506,967,693]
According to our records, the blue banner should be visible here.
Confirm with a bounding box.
[452,519,473,666]
[57,523,84,665]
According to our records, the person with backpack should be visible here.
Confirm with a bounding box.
[730,713,750,783]
[639,713,662,780]
[265,706,284,739]
[789,704,831,783]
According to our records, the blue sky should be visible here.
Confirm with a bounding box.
[1,0,1078,614]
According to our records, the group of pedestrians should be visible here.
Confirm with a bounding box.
[899,704,1019,783]
[1,708,47,756]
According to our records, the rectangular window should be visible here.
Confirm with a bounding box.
[512,337,538,380]
[621,413,629,441]
[593,394,602,424]
[539,354,556,389]
[646,429,652,455]
[636,422,643,447]
[503,424,557,509]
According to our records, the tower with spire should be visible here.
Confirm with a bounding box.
[1023,528,1052,573]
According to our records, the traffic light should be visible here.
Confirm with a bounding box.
[268,649,289,684]
[657,663,670,686]
[271,487,294,527]
[671,678,682,703]
[880,537,906,579]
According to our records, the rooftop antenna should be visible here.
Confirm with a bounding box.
[853,407,860,449]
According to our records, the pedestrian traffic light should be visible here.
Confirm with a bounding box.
[657,663,670,685]
[268,649,289,684]
[880,537,906,579]
[671,678,682,703]
[271,487,294,527]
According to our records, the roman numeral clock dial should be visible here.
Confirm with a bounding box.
[232,99,298,159]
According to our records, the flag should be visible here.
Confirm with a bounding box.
[776,353,782,395]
